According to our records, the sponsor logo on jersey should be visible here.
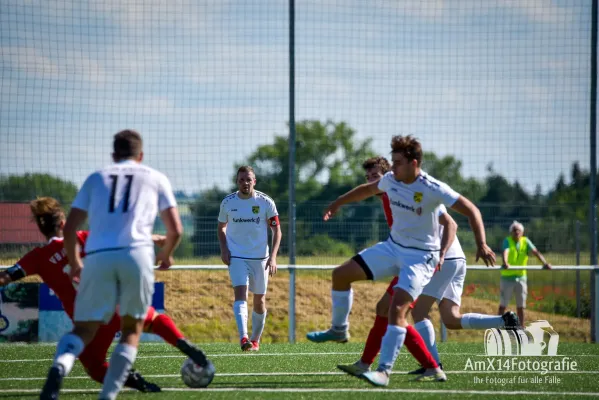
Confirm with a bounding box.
[413,192,423,203]
[252,206,260,214]
[232,217,261,225]
[390,199,420,215]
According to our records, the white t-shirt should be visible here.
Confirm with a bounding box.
[438,205,466,260]
[72,160,177,253]
[218,190,278,259]
[378,171,460,251]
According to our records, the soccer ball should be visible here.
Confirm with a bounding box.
[180,358,215,388]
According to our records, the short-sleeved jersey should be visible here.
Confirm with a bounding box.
[72,160,177,254]
[218,190,278,259]
[10,231,88,319]
[380,193,393,228]
[378,171,460,251]
[438,205,465,260]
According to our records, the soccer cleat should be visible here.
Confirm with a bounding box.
[248,340,260,352]
[177,338,209,367]
[413,368,447,382]
[124,369,162,393]
[337,360,371,377]
[240,337,252,351]
[361,369,390,387]
[501,311,520,329]
[408,362,443,375]
[306,328,350,343]
[40,365,63,400]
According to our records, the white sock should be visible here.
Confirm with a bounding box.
[100,343,138,400]
[233,301,248,339]
[250,311,267,342]
[461,313,504,329]
[53,333,84,376]
[331,289,353,331]
[414,320,441,365]
[377,325,406,373]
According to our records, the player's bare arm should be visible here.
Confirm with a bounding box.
[217,222,231,266]
[156,206,183,270]
[324,180,383,221]
[0,272,12,286]
[438,212,457,268]
[449,196,496,266]
[266,222,282,276]
[152,234,167,248]
[64,207,88,280]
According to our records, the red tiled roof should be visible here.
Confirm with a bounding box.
[0,203,45,244]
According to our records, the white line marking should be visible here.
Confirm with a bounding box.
[2,387,598,396]
[1,351,598,363]
[1,370,597,381]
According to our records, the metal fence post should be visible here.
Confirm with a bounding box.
[576,220,581,318]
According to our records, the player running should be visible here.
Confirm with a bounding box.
[218,166,282,351]
[337,157,441,377]
[0,197,210,394]
[41,130,213,399]
[307,135,496,386]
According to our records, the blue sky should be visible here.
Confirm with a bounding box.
[0,0,593,195]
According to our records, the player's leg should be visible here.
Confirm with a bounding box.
[411,294,442,370]
[229,258,252,350]
[363,250,440,386]
[98,247,153,400]
[515,278,527,326]
[78,313,161,393]
[143,307,211,373]
[248,258,268,351]
[40,254,114,399]
[307,240,398,343]
[337,285,393,376]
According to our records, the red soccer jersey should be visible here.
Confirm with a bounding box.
[381,193,393,228]
[14,231,88,319]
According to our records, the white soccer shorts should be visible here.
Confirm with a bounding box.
[355,238,438,300]
[74,246,155,323]
[228,257,269,295]
[421,258,467,306]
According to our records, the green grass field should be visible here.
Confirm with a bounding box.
[1,342,598,399]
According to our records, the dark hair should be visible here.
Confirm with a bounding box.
[390,135,423,166]
[362,156,391,174]
[29,197,65,237]
[237,165,255,178]
[113,129,143,160]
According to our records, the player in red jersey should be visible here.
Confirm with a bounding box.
[336,157,438,377]
[0,197,209,392]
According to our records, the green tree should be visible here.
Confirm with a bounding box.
[0,174,78,204]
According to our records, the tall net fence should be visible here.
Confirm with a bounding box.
[0,1,594,342]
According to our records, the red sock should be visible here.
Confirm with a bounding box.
[404,325,438,369]
[85,362,109,384]
[150,314,185,347]
[361,315,388,365]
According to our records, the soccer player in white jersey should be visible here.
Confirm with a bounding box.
[40,130,207,400]
[307,135,496,386]
[218,166,282,352]
[406,204,519,376]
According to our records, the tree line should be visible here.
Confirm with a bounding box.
[1,120,595,259]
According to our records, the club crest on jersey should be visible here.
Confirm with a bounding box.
[252,206,260,214]
[413,192,423,203]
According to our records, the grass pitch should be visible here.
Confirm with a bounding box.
[1,342,598,399]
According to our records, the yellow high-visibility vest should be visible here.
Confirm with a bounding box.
[502,236,528,278]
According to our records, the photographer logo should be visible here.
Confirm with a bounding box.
[484,320,559,356]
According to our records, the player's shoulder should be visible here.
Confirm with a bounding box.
[255,191,276,205]
[220,191,238,206]
[416,172,450,192]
